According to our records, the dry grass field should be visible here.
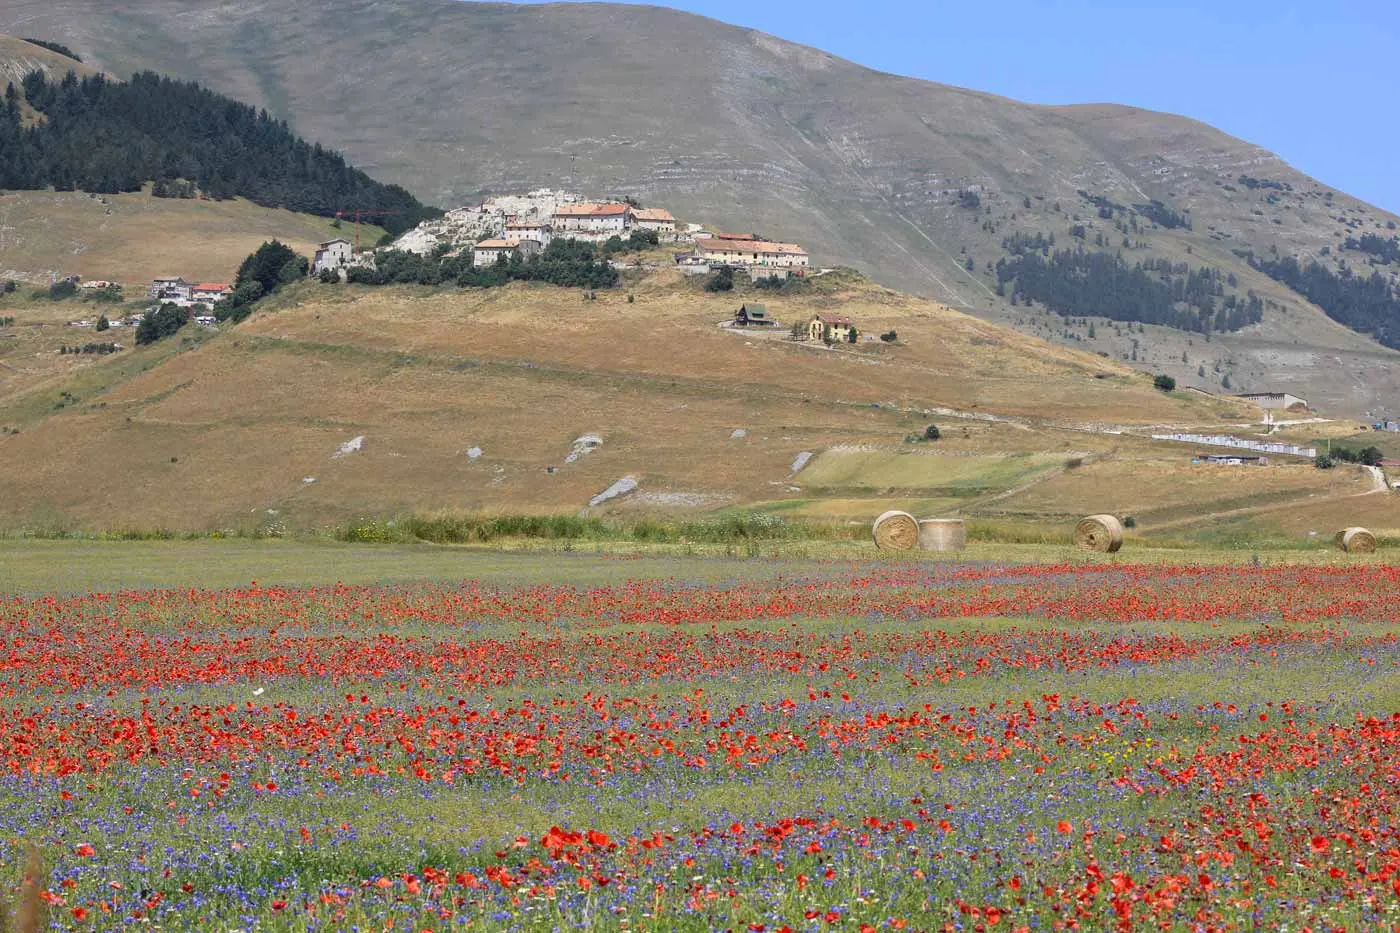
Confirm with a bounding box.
[0,269,1392,543]
[0,189,381,287]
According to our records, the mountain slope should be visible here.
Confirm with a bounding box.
[4,2,1399,412]
[1,269,1328,535]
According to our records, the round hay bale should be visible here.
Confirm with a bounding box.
[872,510,919,551]
[918,518,966,552]
[1074,514,1124,553]
[1339,527,1377,554]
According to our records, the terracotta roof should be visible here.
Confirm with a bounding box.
[633,208,675,222]
[814,315,853,325]
[474,239,521,250]
[553,203,631,217]
[192,283,231,292]
[700,239,807,255]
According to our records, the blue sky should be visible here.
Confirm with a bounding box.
[508,0,1399,215]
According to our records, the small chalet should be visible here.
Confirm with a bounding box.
[808,314,855,343]
[734,303,774,327]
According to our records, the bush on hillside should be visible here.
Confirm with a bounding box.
[217,241,306,323]
[1153,374,1176,392]
[21,39,82,62]
[135,303,188,345]
[704,267,735,293]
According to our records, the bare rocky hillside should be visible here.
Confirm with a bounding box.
[3,4,1399,413]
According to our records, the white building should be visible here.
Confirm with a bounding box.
[472,238,540,267]
[552,203,632,241]
[504,220,552,248]
[694,238,809,269]
[148,277,192,302]
[1236,392,1309,411]
[313,238,354,274]
[632,208,677,240]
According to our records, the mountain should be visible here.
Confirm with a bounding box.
[3,3,1400,413]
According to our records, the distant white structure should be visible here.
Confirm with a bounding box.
[1154,433,1316,458]
[552,203,633,241]
[392,188,581,255]
[632,207,677,240]
[472,238,540,267]
[313,238,354,274]
[148,276,192,303]
[1237,392,1308,411]
[504,219,553,248]
[693,237,809,270]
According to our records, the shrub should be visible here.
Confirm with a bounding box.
[1153,374,1177,392]
[879,330,898,343]
[95,315,110,332]
[704,267,735,293]
[135,303,188,345]
[753,275,785,290]
[924,425,941,441]
[1123,515,1137,528]
[1315,454,1335,470]
[48,279,78,301]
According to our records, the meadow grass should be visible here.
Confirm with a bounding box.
[3,553,1400,930]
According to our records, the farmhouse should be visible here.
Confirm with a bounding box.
[695,238,809,270]
[504,220,552,248]
[1237,392,1308,411]
[733,303,774,327]
[190,283,232,306]
[472,238,540,267]
[808,314,855,343]
[313,238,354,274]
[632,208,677,240]
[148,277,192,303]
[552,203,632,241]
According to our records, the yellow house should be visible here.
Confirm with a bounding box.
[808,314,855,343]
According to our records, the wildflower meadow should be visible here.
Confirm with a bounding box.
[5,559,1400,931]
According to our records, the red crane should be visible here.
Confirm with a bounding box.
[334,209,403,251]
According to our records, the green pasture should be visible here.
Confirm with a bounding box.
[0,537,1393,594]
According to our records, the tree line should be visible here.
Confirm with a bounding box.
[0,70,437,236]
[995,244,1263,333]
[1344,234,1400,265]
[22,38,82,62]
[1251,254,1400,350]
[345,238,619,290]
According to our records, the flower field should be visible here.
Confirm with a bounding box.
[5,560,1400,931]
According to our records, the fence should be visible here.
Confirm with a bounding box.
[1152,433,1317,458]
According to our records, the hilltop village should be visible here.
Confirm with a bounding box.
[347,188,812,278]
